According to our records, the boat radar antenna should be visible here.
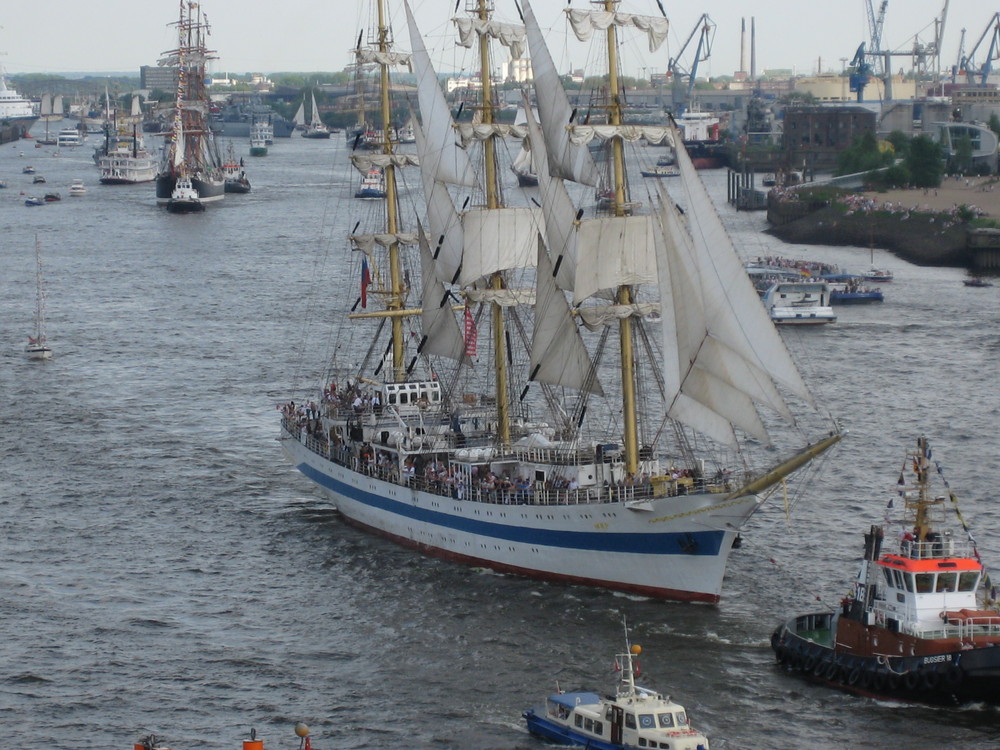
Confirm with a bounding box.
[617,616,642,698]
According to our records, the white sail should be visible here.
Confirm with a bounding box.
[573,215,658,305]
[131,95,141,118]
[413,117,464,284]
[405,0,477,189]
[40,94,51,117]
[453,16,526,58]
[418,226,470,364]
[522,0,600,186]
[669,137,815,407]
[309,91,322,128]
[531,237,603,396]
[458,207,541,287]
[566,8,669,51]
[522,98,579,293]
[293,101,305,127]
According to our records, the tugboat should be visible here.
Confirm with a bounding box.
[771,437,1000,705]
[523,622,710,750]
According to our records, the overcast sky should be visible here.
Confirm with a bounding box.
[0,1,986,81]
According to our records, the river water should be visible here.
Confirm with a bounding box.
[1,127,999,750]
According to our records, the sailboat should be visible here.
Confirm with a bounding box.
[36,94,63,146]
[279,0,840,604]
[26,236,52,360]
[300,90,331,139]
[292,100,307,132]
[155,0,225,205]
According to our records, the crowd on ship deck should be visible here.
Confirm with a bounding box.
[280,396,724,506]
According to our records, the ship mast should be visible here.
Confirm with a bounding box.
[474,0,511,445]
[603,0,639,476]
[377,0,406,381]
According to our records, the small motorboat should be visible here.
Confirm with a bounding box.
[44,192,61,202]
[22,165,35,174]
[69,179,86,197]
[523,621,710,750]
[963,277,994,287]
[33,174,46,184]
[354,168,386,199]
[640,164,680,178]
[862,268,893,282]
[166,176,205,213]
[24,196,44,206]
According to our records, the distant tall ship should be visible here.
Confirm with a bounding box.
[0,70,39,132]
[154,0,225,206]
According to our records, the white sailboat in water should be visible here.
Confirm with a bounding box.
[280,0,840,603]
[26,236,52,360]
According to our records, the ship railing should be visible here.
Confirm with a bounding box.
[897,537,972,560]
[283,416,712,505]
[911,619,1000,640]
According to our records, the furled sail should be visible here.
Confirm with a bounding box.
[349,232,419,253]
[453,17,526,59]
[354,48,412,69]
[349,153,420,173]
[522,0,599,186]
[530,237,603,396]
[565,8,669,51]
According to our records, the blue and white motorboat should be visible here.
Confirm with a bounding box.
[354,168,386,199]
[763,281,836,325]
[523,625,710,750]
[821,274,884,304]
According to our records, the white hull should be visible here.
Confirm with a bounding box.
[281,426,756,603]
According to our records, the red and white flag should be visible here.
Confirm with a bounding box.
[463,302,477,357]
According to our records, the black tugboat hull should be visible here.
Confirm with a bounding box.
[771,613,1000,705]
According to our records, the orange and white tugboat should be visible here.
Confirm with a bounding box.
[771,436,1000,704]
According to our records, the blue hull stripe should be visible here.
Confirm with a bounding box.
[298,461,724,556]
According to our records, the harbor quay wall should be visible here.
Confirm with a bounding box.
[0,125,24,145]
[969,229,1000,270]
[766,192,974,268]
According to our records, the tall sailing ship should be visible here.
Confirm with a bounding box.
[279,0,840,603]
[155,0,225,206]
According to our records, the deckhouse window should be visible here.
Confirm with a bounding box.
[638,714,655,729]
[593,721,603,735]
[959,572,980,591]
[625,713,637,729]
[892,569,906,589]
[915,573,934,593]
[658,712,675,727]
[575,715,583,728]
[676,710,687,726]
[903,573,915,593]
[936,572,958,592]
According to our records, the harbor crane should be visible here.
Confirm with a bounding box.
[851,0,949,99]
[959,12,1000,86]
[866,0,889,76]
[667,13,715,116]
